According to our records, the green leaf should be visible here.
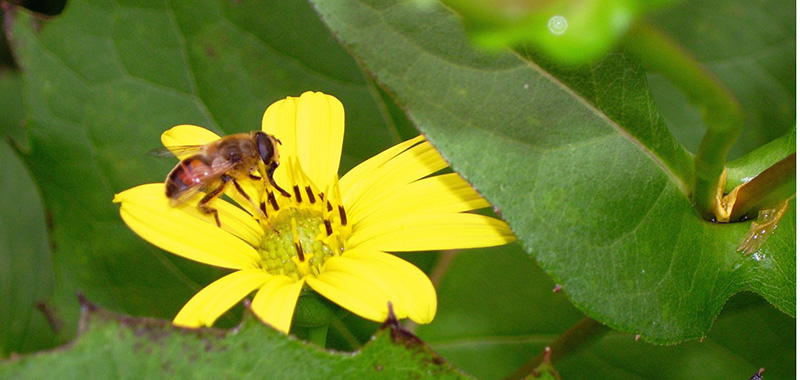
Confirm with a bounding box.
[0,70,24,140]
[4,0,403,340]
[311,0,796,343]
[0,301,471,379]
[0,70,57,356]
[559,291,796,379]
[646,0,796,159]
[416,246,584,379]
[417,245,795,380]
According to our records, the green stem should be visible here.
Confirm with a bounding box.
[330,319,361,350]
[725,126,795,192]
[503,317,610,380]
[623,21,744,220]
[729,153,796,221]
[308,324,329,348]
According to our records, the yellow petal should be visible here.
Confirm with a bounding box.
[114,183,261,269]
[250,276,305,334]
[263,96,298,189]
[173,269,270,328]
[342,249,437,323]
[339,135,425,195]
[347,213,515,252]
[262,92,344,191]
[349,173,490,229]
[340,138,448,217]
[307,249,437,324]
[161,125,221,159]
[306,271,386,322]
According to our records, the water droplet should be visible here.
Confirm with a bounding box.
[548,15,568,36]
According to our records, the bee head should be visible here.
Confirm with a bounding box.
[254,131,279,165]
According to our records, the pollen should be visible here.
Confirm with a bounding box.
[258,206,342,280]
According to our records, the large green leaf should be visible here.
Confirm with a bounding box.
[311,0,796,343]
[416,245,583,379]
[0,302,470,379]
[0,70,57,356]
[558,291,795,379]
[4,0,404,340]
[417,245,795,379]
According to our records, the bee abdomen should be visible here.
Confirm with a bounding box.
[165,156,211,198]
[165,177,185,198]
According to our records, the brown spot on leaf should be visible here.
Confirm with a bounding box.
[205,44,216,58]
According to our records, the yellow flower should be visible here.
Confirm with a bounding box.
[113,91,515,334]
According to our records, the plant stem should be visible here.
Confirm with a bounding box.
[503,317,609,380]
[308,324,329,348]
[623,21,743,220]
[725,126,795,192]
[330,319,361,350]
[729,153,796,221]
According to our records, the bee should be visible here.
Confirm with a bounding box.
[151,131,291,227]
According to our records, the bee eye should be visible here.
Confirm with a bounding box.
[255,132,274,163]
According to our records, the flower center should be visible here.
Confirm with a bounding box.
[257,209,331,280]
[254,160,348,281]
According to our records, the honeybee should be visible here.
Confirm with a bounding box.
[152,131,290,227]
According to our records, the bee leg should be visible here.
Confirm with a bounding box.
[267,162,291,197]
[232,179,269,220]
[198,203,221,228]
[231,179,252,203]
[249,173,262,180]
[199,177,230,227]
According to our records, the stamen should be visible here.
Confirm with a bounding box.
[338,205,348,226]
[294,242,305,262]
[255,157,346,279]
[290,218,305,262]
[293,185,302,203]
[305,186,316,203]
[268,191,279,211]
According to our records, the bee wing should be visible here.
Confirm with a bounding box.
[147,145,205,159]
[169,180,214,208]
[167,159,240,208]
